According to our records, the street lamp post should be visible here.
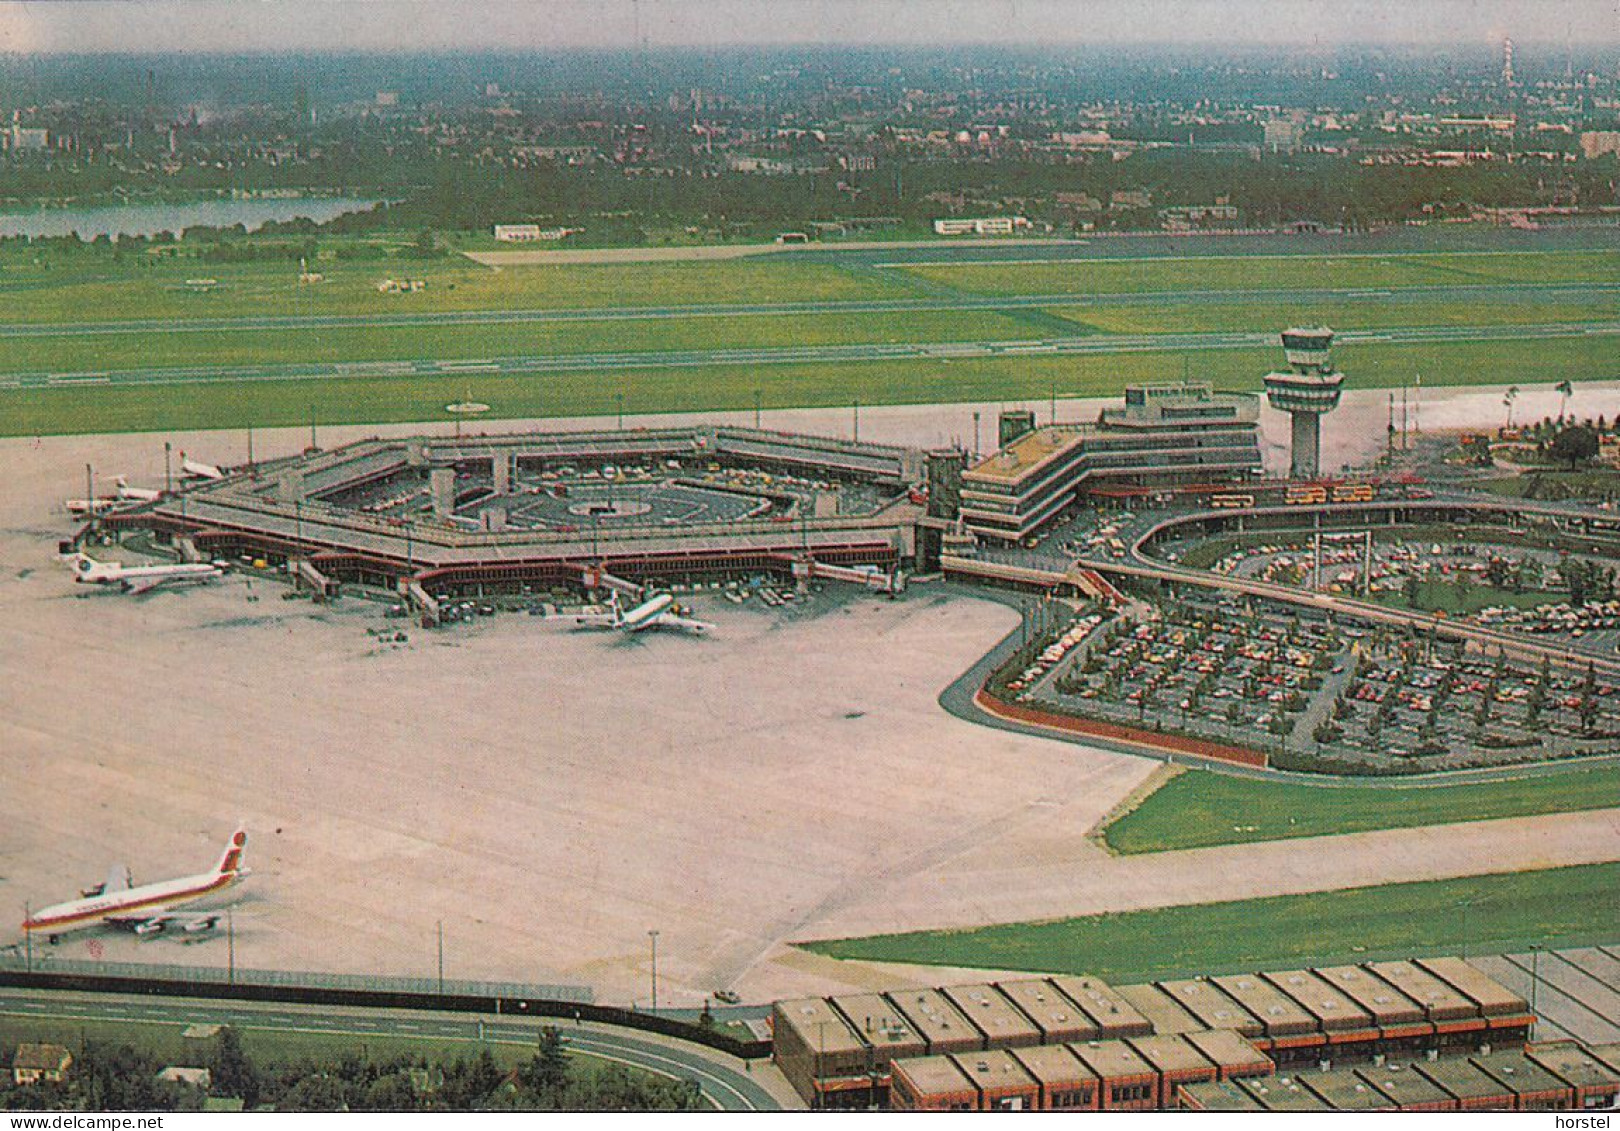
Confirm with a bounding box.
[1530,943,1542,1023]
[648,926,660,1011]
[437,919,445,996]
[227,907,235,985]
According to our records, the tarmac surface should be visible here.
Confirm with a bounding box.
[4,393,1617,1008]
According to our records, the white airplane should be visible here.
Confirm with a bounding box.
[179,452,225,481]
[23,827,249,942]
[115,477,163,503]
[64,496,120,518]
[67,551,224,595]
[573,591,713,636]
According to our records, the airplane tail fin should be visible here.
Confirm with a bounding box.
[216,826,248,875]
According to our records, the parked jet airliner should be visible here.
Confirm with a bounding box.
[23,828,249,942]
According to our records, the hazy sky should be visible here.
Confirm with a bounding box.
[0,0,1616,54]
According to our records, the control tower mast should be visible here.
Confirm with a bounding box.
[1264,326,1345,480]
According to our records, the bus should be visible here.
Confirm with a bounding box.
[1209,493,1255,509]
[1285,484,1328,505]
[1332,483,1375,503]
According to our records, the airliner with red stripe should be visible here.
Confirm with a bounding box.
[23,827,248,942]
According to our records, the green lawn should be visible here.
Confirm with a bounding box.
[803,862,1620,983]
[1062,297,1619,336]
[1366,579,1564,616]
[5,332,1618,438]
[899,250,1620,297]
[1102,765,1620,854]
[0,254,909,324]
[0,1010,581,1071]
[0,307,1034,375]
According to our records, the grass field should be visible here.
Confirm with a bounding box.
[1101,765,1620,854]
[2,241,1616,436]
[0,1010,593,1072]
[1366,580,1564,616]
[4,333,1617,438]
[802,862,1620,982]
[898,250,1620,297]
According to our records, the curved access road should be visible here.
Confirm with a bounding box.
[0,987,786,1111]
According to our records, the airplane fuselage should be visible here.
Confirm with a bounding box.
[24,870,240,937]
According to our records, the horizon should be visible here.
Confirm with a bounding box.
[0,1,1617,55]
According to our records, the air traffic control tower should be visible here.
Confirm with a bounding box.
[1264,326,1345,479]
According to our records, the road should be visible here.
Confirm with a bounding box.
[3,319,1616,391]
[0,988,786,1111]
[1,281,1614,339]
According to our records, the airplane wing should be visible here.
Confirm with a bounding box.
[106,910,226,937]
[123,576,170,595]
[106,864,132,893]
[649,613,712,635]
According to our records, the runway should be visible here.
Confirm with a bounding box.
[0,282,1613,339]
[0,988,787,1110]
[2,319,1615,391]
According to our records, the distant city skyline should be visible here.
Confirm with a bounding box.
[0,0,1617,55]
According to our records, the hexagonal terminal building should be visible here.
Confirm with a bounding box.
[1263,326,1345,479]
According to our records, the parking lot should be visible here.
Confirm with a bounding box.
[1003,590,1620,775]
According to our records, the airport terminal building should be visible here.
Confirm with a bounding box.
[959,383,1262,543]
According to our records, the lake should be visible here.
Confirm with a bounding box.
[0,196,385,240]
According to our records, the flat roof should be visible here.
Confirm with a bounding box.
[1156,978,1262,1036]
[1313,964,1426,1026]
[888,987,982,1052]
[1069,1040,1155,1083]
[1355,1064,1456,1109]
[775,997,866,1056]
[1263,969,1374,1031]
[1524,1043,1620,1091]
[952,1049,1037,1096]
[942,984,1042,1047]
[995,980,1100,1042]
[1113,983,1207,1035]
[1469,1050,1573,1098]
[1300,1068,1397,1111]
[828,994,925,1058]
[1008,1045,1097,1089]
[1238,1075,1331,1112]
[1211,974,1318,1037]
[1127,1034,1216,1077]
[1180,1080,1264,1111]
[1412,1056,1515,1102]
[893,1054,975,1099]
[1184,1029,1273,1075]
[1589,1044,1620,1074]
[964,424,1086,485]
[1416,957,1528,1016]
[1365,961,1478,1022]
[1048,977,1153,1038]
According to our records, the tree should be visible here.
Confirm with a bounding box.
[518,1029,570,1098]
[1550,425,1599,470]
[209,1027,260,1107]
[278,1074,352,1112]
